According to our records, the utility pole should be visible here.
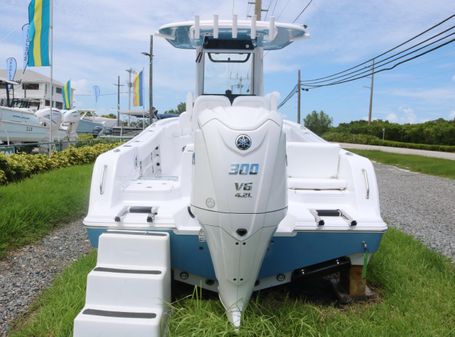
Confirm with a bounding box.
[297,69,301,124]
[368,59,375,125]
[254,0,262,20]
[126,68,133,126]
[142,35,154,124]
[113,76,124,127]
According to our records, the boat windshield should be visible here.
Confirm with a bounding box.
[203,52,252,96]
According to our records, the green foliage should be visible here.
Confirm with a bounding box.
[164,102,186,115]
[0,142,119,185]
[9,229,455,337]
[332,119,455,146]
[303,110,333,135]
[350,150,455,179]
[323,131,455,152]
[100,113,117,119]
[0,165,93,257]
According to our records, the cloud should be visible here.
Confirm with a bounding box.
[386,87,455,102]
[281,0,455,62]
[400,107,417,124]
[2,0,455,119]
[384,107,417,124]
[449,111,455,120]
[385,113,398,123]
[71,79,90,94]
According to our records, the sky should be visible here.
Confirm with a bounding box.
[1,0,455,125]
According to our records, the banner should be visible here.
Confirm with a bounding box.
[6,57,17,81]
[27,0,51,67]
[22,23,30,72]
[133,70,143,107]
[62,80,71,109]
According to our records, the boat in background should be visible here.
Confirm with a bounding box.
[77,109,118,135]
[1,76,81,145]
[74,15,387,337]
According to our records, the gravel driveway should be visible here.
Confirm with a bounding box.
[0,219,91,337]
[340,143,455,160]
[0,163,454,336]
[375,163,455,261]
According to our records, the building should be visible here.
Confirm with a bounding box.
[0,69,74,110]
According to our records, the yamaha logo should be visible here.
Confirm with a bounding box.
[235,135,252,150]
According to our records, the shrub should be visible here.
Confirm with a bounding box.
[332,119,455,146]
[323,131,455,152]
[0,142,120,185]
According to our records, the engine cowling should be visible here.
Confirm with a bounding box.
[191,105,287,327]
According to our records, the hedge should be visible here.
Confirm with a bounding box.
[332,119,455,146]
[323,132,455,153]
[0,142,120,185]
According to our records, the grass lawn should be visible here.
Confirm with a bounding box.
[0,164,93,258]
[9,228,455,337]
[351,150,455,179]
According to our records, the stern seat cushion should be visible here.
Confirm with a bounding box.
[286,142,346,190]
[288,177,347,190]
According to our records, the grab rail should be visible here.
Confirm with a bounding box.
[362,169,370,199]
[114,206,159,223]
[99,165,107,195]
[309,209,324,226]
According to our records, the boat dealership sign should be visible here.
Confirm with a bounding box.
[6,57,17,81]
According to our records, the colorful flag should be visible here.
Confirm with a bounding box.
[133,70,143,107]
[62,80,71,109]
[27,0,51,67]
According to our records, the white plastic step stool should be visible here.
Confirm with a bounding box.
[74,231,171,337]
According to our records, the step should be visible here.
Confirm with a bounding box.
[97,231,170,269]
[74,306,166,337]
[85,267,170,309]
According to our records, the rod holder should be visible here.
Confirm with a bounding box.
[213,15,219,39]
[194,15,200,39]
[232,15,238,38]
[268,17,277,41]
[251,15,257,38]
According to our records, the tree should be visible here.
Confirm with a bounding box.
[303,110,333,135]
[164,102,186,115]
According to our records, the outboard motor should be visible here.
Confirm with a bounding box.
[61,109,81,141]
[35,107,63,130]
[191,105,287,328]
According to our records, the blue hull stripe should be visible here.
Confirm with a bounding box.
[87,228,384,279]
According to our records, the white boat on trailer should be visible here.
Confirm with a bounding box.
[0,78,80,145]
[74,15,387,337]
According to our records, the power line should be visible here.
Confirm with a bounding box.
[301,13,455,83]
[270,0,279,19]
[75,91,128,97]
[277,84,297,109]
[303,37,455,89]
[292,0,313,24]
[0,27,17,43]
[263,0,275,20]
[302,26,455,85]
[275,0,291,20]
[278,90,295,109]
